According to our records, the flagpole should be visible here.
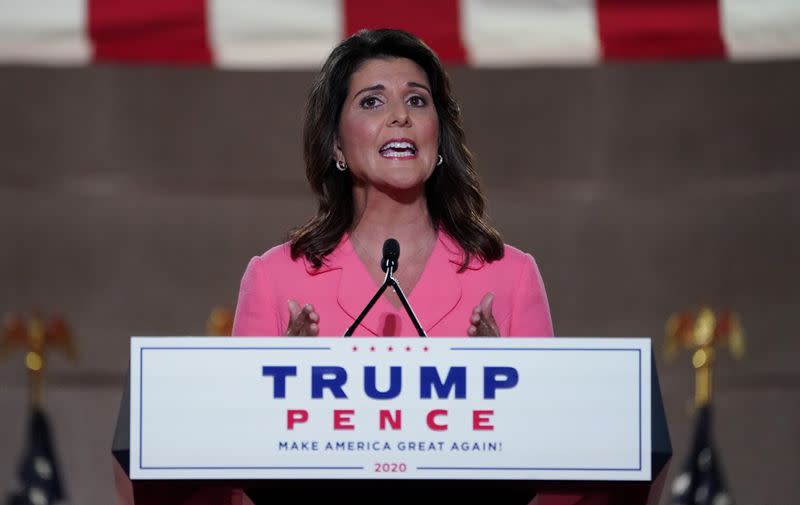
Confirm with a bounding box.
[664,305,745,505]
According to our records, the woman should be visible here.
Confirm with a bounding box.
[233,29,553,339]
[229,29,600,505]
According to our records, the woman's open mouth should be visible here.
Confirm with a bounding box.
[379,139,417,159]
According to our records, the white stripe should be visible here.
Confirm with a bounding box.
[721,0,800,60]
[461,0,599,67]
[0,0,90,65]
[209,0,342,69]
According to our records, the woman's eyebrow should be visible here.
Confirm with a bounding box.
[408,82,431,94]
[353,82,432,99]
[354,84,385,98]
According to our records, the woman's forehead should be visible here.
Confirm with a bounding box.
[348,57,430,92]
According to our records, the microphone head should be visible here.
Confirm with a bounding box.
[381,238,400,273]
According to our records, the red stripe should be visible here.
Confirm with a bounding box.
[343,0,466,64]
[596,0,726,60]
[88,0,211,64]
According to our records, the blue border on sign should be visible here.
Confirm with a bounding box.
[422,347,644,473]
[136,344,643,474]
[138,346,364,471]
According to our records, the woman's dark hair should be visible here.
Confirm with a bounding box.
[290,28,503,271]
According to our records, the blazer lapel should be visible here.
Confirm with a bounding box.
[334,235,386,336]
[407,233,464,334]
[326,232,480,336]
[301,235,379,335]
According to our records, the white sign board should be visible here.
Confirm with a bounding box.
[130,337,651,481]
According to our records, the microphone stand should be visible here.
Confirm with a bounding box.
[343,264,427,337]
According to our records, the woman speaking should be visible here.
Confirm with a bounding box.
[232,29,553,340]
[225,28,599,505]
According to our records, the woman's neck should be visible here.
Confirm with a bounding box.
[350,184,436,256]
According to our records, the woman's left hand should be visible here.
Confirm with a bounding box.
[468,292,499,337]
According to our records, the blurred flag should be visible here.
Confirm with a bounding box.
[6,407,66,505]
[669,405,733,505]
[1,1,800,67]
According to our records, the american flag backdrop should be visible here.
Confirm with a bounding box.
[0,0,799,68]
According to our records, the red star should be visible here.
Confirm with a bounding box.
[388,346,394,352]
[405,346,411,352]
[423,346,429,352]
[352,346,358,351]
[370,346,376,352]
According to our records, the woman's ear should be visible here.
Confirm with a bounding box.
[332,135,344,162]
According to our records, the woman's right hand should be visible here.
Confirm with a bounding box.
[285,299,320,336]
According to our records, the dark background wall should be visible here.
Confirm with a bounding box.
[1,61,798,504]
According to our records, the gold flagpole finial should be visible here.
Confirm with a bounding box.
[1,311,77,407]
[206,306,234,336]
[665,305,745,408]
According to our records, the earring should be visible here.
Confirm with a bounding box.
[336,160,348,172]
[436,154,443,166]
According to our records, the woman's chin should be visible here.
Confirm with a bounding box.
[374,175,429,194]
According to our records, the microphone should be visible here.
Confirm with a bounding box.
[381,238,400,273]
[343,238,427,337]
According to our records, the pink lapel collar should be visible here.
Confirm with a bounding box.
[409,232,486,332]
[406,232,463,333]
[301,235,386,335]
[304,232,483,335]
[334,235,388,336]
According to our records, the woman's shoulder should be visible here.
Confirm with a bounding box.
[501,242,536,263]
[439,232,538,274]
[244,241,305,277]
[478,242,546,296]
[486,242,540,274]
[255,241,294,264]
[237,242,308,306]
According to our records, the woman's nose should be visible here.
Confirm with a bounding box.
[387,104,411,127]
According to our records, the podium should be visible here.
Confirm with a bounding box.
[112,338,671,505]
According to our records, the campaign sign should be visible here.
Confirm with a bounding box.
[130,337,651,481]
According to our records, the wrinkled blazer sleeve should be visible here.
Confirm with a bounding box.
[232,255,283,337]
[508,254,554,337]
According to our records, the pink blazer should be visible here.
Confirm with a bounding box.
[225,234,596,505]
[232,232,553,338]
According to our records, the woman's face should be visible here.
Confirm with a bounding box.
[335,57,440,192]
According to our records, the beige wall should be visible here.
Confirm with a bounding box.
[1,61,798,504]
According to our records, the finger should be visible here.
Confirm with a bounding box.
[287,300,312,336]
[473,294,499,337]
[478,319,495,334]
[289,314,315,336]
[288,299,302,319]
[468,325,477,336]
[477,316,500,337]
[479,292,495,318]
[286,318,305,336]
[297,305,320,336]
[471,312,481,324]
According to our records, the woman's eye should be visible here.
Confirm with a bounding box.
[408,95,427,107]
[360,96,382,109]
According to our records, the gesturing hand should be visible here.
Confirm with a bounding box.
[285,299,320,336]
[468,292,499,337]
